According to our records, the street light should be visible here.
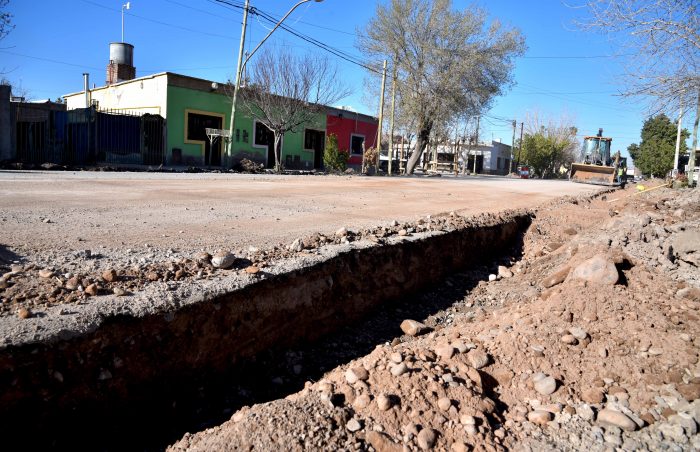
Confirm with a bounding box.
[225,0,324,165]
[121,2,130,43]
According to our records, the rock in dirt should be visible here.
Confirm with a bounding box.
[400,319,429,336]
[572,254,618,285]
[102,269,118,282]
[345,367,369,384]
[417,428,438,450]
[244,266,260,274]
[437,397,452,411]
[435,344,455,360]
[542,266,570,288]
[211,251,235,269]
[467,349,489,369]
[673,229,700,265]
[335,227,348,237]
[17,307,31,319]
[85,283,99,296]
[391,362,408,377]
[498,266,513,278]
[581,387,606,404]
[597,409,637,431]
[528,410,553,425]
[376,394,392,411]
[346,418,362,432]
[533,373,557,395]
[366,431,402,452]
[38,269,54,278]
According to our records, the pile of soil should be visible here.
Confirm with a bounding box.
[170,185,700,451]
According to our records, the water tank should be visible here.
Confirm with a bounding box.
[109,42,134,66]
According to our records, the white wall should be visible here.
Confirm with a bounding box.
[64,74,168,117]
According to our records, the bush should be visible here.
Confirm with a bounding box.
[323,133,348,172]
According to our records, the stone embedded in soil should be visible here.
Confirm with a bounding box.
[400,319,429,336]
[528,410,553,425]
[435,344,455,360]
[376,394,392,411]
[38,269,54,278]
[569,326,588,340]
[498,265,513,278]
[113,287,126,296]
[391,362,408,377]
[572,254,619,285]
[437,397,452,411]
[244,266,259,274]
[533,373,557,395]
[353,394,370,410]
[597,409,637,431]
[677,383,700,401]
[416,428,438,450]
[288,239,303,252]
[541,266,571,288]
[488,274,497,282]
[467,349,489,369]
[366,430,402,452]
[345,367,369,384]
[65,276,79,290]
[346,418,362,432]
[85,283,99,296]
[335,227,348,237]
[390,352,403,363]
[211,251,235,269]
[561,334,578,345]
[581,387,606,404]
[17,307,31,319]
[102,269,118,282]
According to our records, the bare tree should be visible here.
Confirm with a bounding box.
[576,0,700,113]
[240,48,349,172]
[359,0,525,175]
[0,0,12,42]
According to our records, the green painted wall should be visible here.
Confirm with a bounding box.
[166,83,326,168]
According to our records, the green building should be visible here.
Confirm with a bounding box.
[64,72,326,169]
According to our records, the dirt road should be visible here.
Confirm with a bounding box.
[0,171,600,257]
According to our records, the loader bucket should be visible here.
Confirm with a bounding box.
[570,163,618,186]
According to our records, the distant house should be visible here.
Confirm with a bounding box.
[325,107,378,170]
[461,140,513,175]
[63,72,378,170]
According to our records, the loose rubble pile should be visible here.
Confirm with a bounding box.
[170,185,700,451]
[0,207,508,318]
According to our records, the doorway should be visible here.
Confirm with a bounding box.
[185,111,223,167]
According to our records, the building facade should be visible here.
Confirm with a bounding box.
[64,72,377,170]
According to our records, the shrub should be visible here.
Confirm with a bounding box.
[323,133,348,172]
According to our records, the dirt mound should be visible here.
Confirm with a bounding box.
[170,186,700,451]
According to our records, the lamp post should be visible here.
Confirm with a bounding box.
[121,2,130,43]
[226,0,324,165]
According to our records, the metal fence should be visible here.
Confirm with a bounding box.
[13,104,165,166]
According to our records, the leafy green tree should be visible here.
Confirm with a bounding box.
[627,114,689,177]
[520,121,578,178]
[323,133,348,172]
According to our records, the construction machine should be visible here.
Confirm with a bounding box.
[570,128,625,186]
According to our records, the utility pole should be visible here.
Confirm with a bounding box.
[387,63,397,176]
[674,94,684,175]
[473,116,480,174]
[511,119,516,174]
[516,121,523,169]
[376,60,388,172]
[689,90,700,187]
[226,0,250,166]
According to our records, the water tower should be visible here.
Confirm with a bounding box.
[106,42,136,85]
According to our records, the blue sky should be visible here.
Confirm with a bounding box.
[2,0,691,162]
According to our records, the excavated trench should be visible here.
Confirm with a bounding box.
[0,212,531,450]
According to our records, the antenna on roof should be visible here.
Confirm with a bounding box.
[121,2,131,43]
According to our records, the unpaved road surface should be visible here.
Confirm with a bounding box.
[0,171,600,257]
[171,185,700,452]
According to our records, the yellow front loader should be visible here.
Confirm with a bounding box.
[570,129,624,186]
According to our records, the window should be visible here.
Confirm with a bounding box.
[497,157,502,169]
[235,129,240,142]
[186,111,221,141]
[242,130,248,143]
[254,121,272,147]
[304,129,325,152]
[350,134,365,155]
